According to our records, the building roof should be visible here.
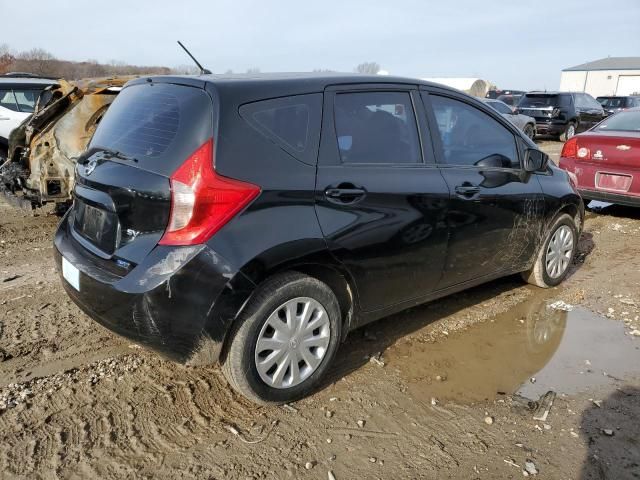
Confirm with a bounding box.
[563,57,640,72]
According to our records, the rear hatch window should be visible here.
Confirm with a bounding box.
[519,94,571,108]
[89,82,213,176]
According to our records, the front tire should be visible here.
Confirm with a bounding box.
[522,213,577,288]
[222,272,341,404]
[523,123,535,140]
[559,122,576,142]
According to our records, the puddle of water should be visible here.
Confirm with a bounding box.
[587,200,614,210]
[388,299,640,403]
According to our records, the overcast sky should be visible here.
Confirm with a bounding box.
[2,0,639,89]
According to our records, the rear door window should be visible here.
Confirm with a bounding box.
[428,95,519,169]
[333,91,421,164]
[239,93,322,165]
[89,83,213,176]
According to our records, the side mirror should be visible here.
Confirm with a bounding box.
[523,148,548,172]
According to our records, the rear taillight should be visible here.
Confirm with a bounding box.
[561,137,578,158]
[159,139,260,246]
[551,108,561,118]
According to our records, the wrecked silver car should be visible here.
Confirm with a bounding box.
[1,76,133,211]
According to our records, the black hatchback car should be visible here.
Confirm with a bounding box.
[55,74,583,404]
[517,92,606,141]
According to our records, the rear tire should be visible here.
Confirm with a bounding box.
[559,122,576,142]
[222,272,341,405]
[522,213,577,288]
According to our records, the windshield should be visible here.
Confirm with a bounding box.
[595,110,640,132]
[519,94,571,108]
[597,97,627,108]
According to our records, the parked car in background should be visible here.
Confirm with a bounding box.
[559,107,640,207]
[484,98,536,139]
[1,77,132,211]
[517,92,606,141]
[55,74,582,404]
[596,95,640,116]
[486,89,524,100]
[0,77,58,160]
[497,93,523,107]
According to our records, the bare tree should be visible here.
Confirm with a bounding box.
[246,67,261,74]
[355,62,381,75]
[171,64,201,75]
[0,44,15,75]
[1,45,173,79]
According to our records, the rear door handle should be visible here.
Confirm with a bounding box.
[455,184,481,199]
[324,184,367,205]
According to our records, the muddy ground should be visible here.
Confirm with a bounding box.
[1,140,639,480]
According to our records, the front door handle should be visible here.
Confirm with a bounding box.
[455,184,481,199]
[324,183,367,205]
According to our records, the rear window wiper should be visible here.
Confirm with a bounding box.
[77,147,139,165]
[96,147,139,163]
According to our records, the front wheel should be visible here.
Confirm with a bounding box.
[559,122,576,142]
[522,213,578,288]
[523,123,535,140]
[222,272,341,404]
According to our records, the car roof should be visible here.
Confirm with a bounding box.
[127,72,454,98]
[0,77,59,88]
[524,91,573,95]
[596,95,640,98]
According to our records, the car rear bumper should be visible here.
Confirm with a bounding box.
[579,189,640,207]
[54,215,256,364]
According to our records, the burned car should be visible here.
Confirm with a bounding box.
[1,76,133,211]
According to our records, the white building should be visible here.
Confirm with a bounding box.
[559,57,640,97]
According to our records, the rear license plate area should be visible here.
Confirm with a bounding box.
[73,199,118,254]
[596,172,632,192]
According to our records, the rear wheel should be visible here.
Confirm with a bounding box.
[559,122,576,142]
[522,213,577,288]
[222,272,341,404]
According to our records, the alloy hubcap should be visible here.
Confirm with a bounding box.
[255,297,330,389]
[567,125,575,139]
[545,225,574,278]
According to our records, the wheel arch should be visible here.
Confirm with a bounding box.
[217,250,358,364]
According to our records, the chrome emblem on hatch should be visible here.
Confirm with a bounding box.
[616,145,631,151]
[593,150,603,160]
[84,158,98,176]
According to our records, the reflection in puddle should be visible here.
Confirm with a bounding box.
[389,299,640,403]
[587,200,614,210]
